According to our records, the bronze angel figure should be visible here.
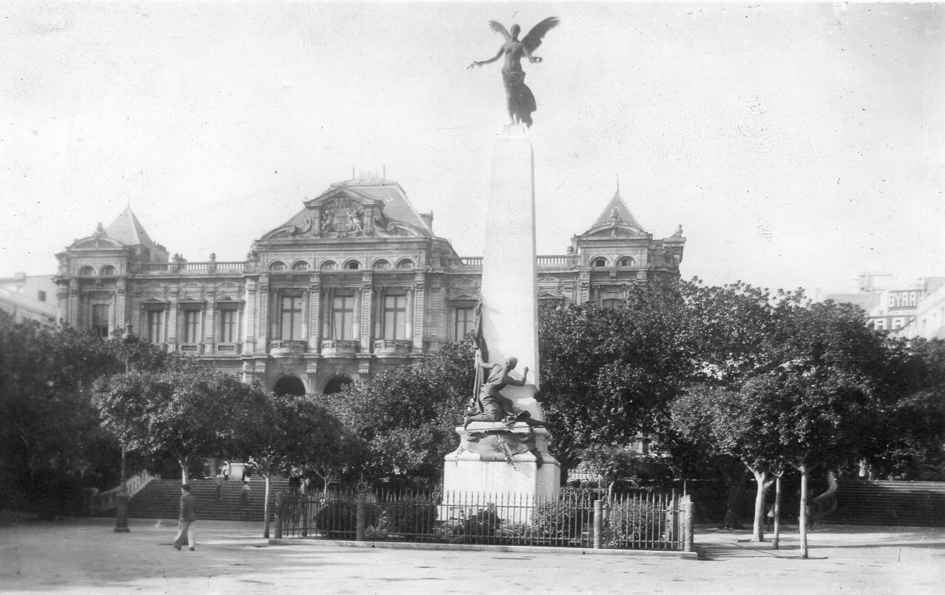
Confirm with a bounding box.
[468,17,560,128]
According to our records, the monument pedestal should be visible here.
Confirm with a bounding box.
[443,422,560,501]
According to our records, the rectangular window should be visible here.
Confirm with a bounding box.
[454,307,475,340]
[331,293,355,340]
[147,310,164,344]
[382,293,408,340]
[183,310,200,343]
[280,296,304,340]
[37,290,46,302]
[91,304,109,338]
[220,309,237,343]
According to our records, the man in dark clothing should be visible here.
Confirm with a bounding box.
[173,484,197,551]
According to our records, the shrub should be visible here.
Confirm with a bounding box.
[380,500,437,535]
[460,505,501,539]
[531,501,593,544]
[313,500,379,538]
[603,499,674,548]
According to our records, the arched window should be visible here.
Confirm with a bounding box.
[396,258,414,270]
[291,261,310,271]
[616,257,634,268]
[591,257,607,268]
[373,259,391,271]
[343,260,360,270]
[78,265,96,277]
[320,260,337,271]
[269,261,287,272]
[323,374,353,395]
[100,265,116,276]
[273,375,306,396]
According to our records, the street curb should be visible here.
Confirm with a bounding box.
[266,537,701,559]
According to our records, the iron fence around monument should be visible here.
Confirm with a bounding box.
[275,488,693,551]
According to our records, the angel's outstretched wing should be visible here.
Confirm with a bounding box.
[521,16,560,53]
[489,20,512,41]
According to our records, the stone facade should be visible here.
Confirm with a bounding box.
[54,176,685,394]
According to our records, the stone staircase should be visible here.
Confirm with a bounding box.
[128,477,289,521]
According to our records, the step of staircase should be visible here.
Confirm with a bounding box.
[128,477,289,521]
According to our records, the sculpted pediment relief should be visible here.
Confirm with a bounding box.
[261,189,421,242]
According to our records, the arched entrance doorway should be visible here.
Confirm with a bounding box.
[323,374,352,395]
[273,375,306,396]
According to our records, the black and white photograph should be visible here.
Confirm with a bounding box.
[1,2,943,593]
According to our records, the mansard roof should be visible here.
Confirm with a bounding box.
[580,189,648,238]
[308,177,432,234]
[259,176,433,241]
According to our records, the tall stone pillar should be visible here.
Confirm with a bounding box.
[257,275,270,353]
[359,272,373,353]
[309,276,321,352]
[411,272,426,353]
[443,125,560,503]
[244,278,257,353]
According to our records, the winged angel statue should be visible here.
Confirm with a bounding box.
[468,17,560,128]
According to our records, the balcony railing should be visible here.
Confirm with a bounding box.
[179,343,202,354]
[321,339,359,358]
[537,254,577,268]
[456,255,577,270]
[269,340,307,359]
[136,261,246,275]
[373,339,412,356]
[215,343,241,355]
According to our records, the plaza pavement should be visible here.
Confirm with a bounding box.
[1,518,943,594]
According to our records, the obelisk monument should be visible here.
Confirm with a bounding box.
[442,124,561,499]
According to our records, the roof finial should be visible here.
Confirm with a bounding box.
[615,174,620,196]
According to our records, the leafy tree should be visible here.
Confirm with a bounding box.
[538,283,691,475]
[93,363,262,484]
[865,337,945,479]
[0,313,166,513]
[323,341,474,484]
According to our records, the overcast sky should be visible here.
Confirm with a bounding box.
[2,2,943,294]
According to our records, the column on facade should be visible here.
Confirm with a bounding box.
[67,279,79,327]
[411,271,426,352]
[257,274,269,353]
[115,278,127,334]
[167,296,179,351]
[205,293,216,354]
[578,271,591,304]
[244,278,257,354]
[308,275,321,352]
[359,272,373,353]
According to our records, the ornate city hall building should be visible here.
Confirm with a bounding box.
[55,176,685,395]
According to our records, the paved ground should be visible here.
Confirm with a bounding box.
[1,518,943,594]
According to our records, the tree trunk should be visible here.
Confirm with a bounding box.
[721,469,746,529]
[750,468,768,542]
[773,474,782,550]
[263,475,271,539]
[799,464,808,559]
[179,460,189,485]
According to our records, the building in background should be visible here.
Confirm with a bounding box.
[0,272,57,326]
[824,274,945,335]
[53,176,685,395]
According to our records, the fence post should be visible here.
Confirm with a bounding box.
[356,489,366,541]
[593,499,602,549]
[681,495,694,552]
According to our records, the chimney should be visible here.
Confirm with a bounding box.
[419,211,434,232]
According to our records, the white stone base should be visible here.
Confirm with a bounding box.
[442,422,560,504]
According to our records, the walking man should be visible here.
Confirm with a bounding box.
[173,484,197,551]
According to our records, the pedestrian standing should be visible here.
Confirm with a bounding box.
[173,484,197,551]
